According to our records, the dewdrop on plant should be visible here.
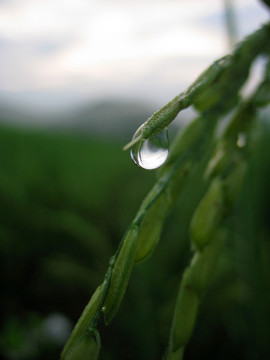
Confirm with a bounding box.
[130,126,169,170]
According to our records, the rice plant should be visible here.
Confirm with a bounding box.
[61,8,270,360]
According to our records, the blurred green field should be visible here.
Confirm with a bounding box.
[0,118,270,360]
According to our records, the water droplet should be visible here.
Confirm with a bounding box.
[130,127,169,170]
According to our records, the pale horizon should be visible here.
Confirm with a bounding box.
[0,0,269,118]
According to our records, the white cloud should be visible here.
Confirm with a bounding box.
[0,0,268,111]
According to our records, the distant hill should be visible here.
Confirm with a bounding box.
[0,98,156,139]
[61,99,156,138]
[0,97,195,142]
[0,99,46,126]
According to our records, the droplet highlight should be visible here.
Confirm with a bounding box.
[236,132,246,148]
[130,127,169,170]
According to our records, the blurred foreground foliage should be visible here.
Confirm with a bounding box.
[0,108,270,359]
[0,124,156,359]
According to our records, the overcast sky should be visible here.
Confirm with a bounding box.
[0,0,269,113]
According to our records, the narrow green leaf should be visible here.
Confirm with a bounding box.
[190,178,224,250]
[61,282,106,359]
[189,229,226,296]
[63,329,100,360]
[169,269,199,352]
[103,226,139,324]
